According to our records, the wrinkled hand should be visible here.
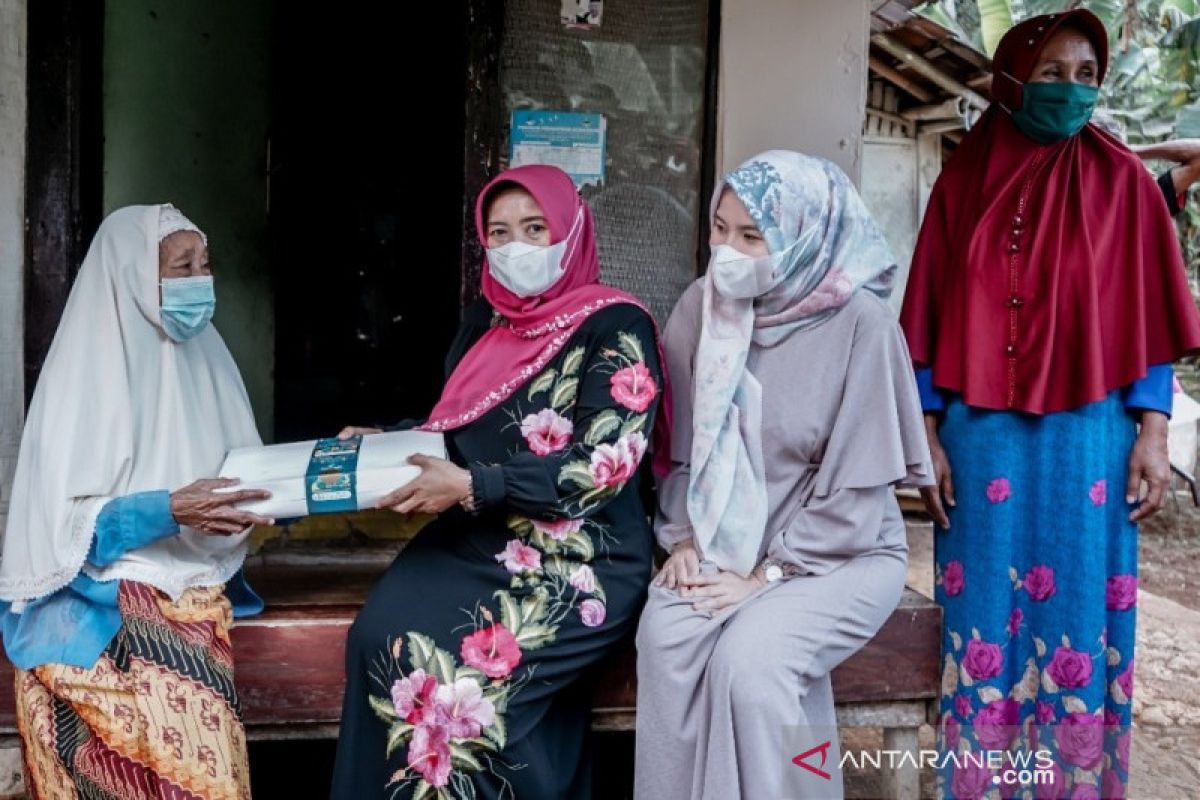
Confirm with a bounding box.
[1127,412,1171,523]
[376,454,471,515]
[920,415,954,529]
[170,478,273,536]
[338,426,382,439]
[653,538,701,594]
[682,569,763,614]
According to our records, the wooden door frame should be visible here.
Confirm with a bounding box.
[23,0,104,404]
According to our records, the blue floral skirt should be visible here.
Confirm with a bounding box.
[935,393,1137,800]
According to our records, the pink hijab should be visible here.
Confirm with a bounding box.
[420,165,671,475]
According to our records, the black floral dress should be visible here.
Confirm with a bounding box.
[331,300,663,800]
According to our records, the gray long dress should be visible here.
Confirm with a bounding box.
[635,283,933,800]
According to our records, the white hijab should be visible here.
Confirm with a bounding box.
[0,204,261,604]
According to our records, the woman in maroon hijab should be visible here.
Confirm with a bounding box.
[331,165,667,798]
[900,10,1200,797]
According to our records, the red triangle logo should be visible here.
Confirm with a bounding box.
[792,740,833,781]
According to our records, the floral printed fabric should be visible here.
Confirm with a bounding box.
[361,312,661,799]
[934,393,1138,799]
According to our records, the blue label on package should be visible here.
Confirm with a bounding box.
[305,435,361,514]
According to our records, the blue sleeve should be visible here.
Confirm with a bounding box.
[89,491,181,567]
[1123,364,1175,418]
[915,367,947,413]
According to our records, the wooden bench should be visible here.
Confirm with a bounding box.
[0,564,941,798]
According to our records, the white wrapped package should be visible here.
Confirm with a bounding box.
[217,430,447,518]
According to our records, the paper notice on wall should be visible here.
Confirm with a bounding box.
[561,0,603,29]
[510,110,606,189]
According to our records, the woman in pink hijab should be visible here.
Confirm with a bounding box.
[331,165,668,799]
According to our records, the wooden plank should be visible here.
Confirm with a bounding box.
[0,587,939,736]
[868,56,934,103]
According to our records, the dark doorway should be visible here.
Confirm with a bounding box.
[270,4,468,441]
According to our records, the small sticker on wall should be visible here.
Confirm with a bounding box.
[561,0,603,29]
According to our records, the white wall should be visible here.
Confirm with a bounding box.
[717,0,869,182]
[0,0,26,542]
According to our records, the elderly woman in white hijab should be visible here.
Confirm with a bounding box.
[0,205,271,799]
[634,151,933,800]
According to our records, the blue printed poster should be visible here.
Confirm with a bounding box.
[510,110,607,189]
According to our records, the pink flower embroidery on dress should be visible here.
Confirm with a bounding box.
[589,433,647,489]
[460,623,522,679]
[391,669,440,725]
[1089,479,1107,506]
[495,540,542,574]
[531,518,583,541]
[580,599,606,627]
[609,362,658,413]
[520,408,574,455]
[432,678,496,740]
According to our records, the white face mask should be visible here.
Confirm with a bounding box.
[708,244,782,300]
[486,208,583,298]
[708,226,819,300]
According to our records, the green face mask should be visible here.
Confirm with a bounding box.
[1010,81,1099,143]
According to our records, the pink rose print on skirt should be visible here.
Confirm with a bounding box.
[1068,784,1099,800]
[580,598,607,627]
[986,477,1012,504]
[1117,659,1135,699]
[1116,728,1132,772]
[1102,771,1125,800]
[1105,574,1137,611]
[609,362,658,413]
[1089,479,1107,507]
[589,432,647,489]
[974,697,1020,750]
[942,560,965,597]
[495,539,542,574]
[1036,701,1058,725]
[942,714,961,750]
[531,518,584,541]
[1033,762,1067,800]
[1024,565,1057,601]
[954,693,973,719]
[460,623,522,679]
[520,408,574,455]
[1007,608,1024,637]
[1046,645,1094,689]
[1055,712,1104,769]
[951,758,992,800]
[962,639,1003,681]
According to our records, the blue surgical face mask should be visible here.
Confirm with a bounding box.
[159,275,215,341]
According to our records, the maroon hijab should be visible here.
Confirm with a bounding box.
[899,10,1200,414]
[421,165,672,474]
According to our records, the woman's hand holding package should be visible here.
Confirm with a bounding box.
[376,454,471,515]
[170,478,273,535]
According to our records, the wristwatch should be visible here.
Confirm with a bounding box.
[760,559,785,583]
